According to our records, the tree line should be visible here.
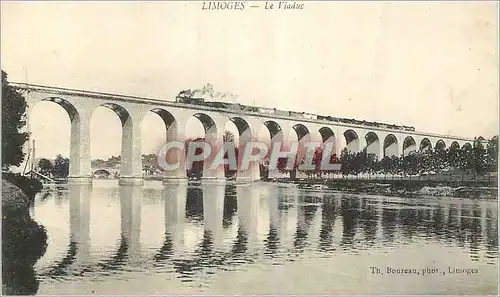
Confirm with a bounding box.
[31,133,500,182]
[36,155,69,179]
[181,133,498,182]
[275,136,498,181]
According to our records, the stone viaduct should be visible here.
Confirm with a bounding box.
[13,83,473,185]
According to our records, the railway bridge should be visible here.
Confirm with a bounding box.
[14,83,473,185]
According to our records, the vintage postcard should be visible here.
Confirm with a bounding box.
[1,1,498,295]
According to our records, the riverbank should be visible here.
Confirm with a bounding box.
[271,178,498,200]
[2,179,48,295]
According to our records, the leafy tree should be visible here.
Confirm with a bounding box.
[448,145,461,170]
[297,146,323,178]
[433,147,448,173]
[2,70,29,169]
[351,151,364,177]
[419,151,434,174]
[223,131,235,143]
[322,152,339,177]
[53,155,69,178]
[390,156,402,177]
[185,137,205,180]
[339,149,353,178]
[365,153,378,177]
[311,146,325,178]
[470,138,487,176]
[459,145,472,171]
[37,158,54,177]
[224,147,238,178]
[222,131,238,178]
[91,158,106,168]
[276,157,289,174]
[259,163,269,180]
[378,156,393,179]
[486,136,498,173]
[274,151,304,180]
[401,152,419,178]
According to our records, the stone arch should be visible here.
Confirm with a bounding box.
[143,108,184,180]
[230,117,252,140]
[364,132,381,159]
[318,127,335,143]
[291,123,310,141]
[150,108,177,133]
[319,126,337,159]
[39,97,80,121]
[383,134,399,157]
[193,113,217,142]
[435,139,446,151]
[263,120,283,141]
[450,141,460,150]
[93,169,111,178]
[403,136,417,156]
[419,138,432,152]
[28,97,88,178]
[97,103,132,126]
[290,124,311,176]
[91,103,143,184]
[145,108,179,146]
[189,113,226,180]
[261,121,285,180]
[228,117,256,181]
[343,129,360,153]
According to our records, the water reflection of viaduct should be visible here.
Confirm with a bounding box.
[39,182,498,280]
[17,83,473,185]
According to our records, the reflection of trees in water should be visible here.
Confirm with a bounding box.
[53,188,67,206]
[485,208,498,259]
[318,198,337,251]
[2,219,47,295]
[293,205,318,252]
[223,185,237,229]
[398,207,417,240]
[2,265,40,295]
[432,205,445,240]
[185,188,203,221]
[381,202,398,242]
[468,205,482,262]
[39,191,52,202]
[446,204,460,244]
[360,198,377,245]
[265,193,281,256]
[387,201,498,263]
[340,197,360,248]
[419,208,433,239]
[33,185,499,286]
[457,205,471,247]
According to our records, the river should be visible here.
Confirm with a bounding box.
[30,179,498,295]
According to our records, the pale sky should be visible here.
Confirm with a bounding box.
[1,1,498,159]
